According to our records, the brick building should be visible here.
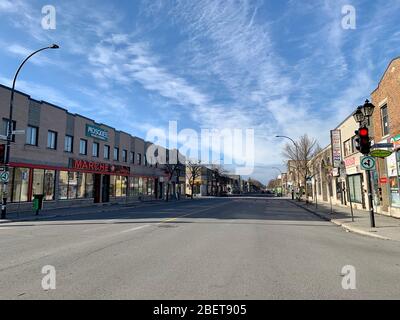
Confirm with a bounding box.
[0,84,184,212]
[370,56,400,217]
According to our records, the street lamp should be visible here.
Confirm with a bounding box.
[276,135,301,199]
[353,100,375,126]
[352,107,365,125]
[352,99,376,228]
[1,44,59,219]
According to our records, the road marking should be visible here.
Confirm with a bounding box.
[119,225,150,234]
[158,201,231,224]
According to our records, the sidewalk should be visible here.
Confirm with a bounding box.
[292,200,400,242]
[0,198,190,224]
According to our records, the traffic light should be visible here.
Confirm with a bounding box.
[0,144,4,164]
[354,127,371,155]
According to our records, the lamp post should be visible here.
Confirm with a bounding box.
[353,99,376,228]
[1,44,59,220]
[272,167,284,197]
[276,135,302,200]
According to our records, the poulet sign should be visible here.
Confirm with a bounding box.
[86,124,109,141]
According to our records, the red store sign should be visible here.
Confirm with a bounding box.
[344,157,356,167]
[70,159,130,175]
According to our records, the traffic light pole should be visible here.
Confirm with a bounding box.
[366,169,376,228]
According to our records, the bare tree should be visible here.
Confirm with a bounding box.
[163,164,178,202]
[267,179,280,190]
[209,164,228,195]
[283,134,318,200]
[186,160,203,199]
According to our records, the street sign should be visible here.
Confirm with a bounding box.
[0,171,9,183]
[360,156,376,170]
[12,130,25,135]
[370,149,392,158]
[371,143,394,149]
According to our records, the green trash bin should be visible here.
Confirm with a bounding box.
[33,194,44,215]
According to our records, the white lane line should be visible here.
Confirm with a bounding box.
[119,225,150,234]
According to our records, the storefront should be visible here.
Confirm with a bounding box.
[4,159,156,206]
[386,147,400,208]
[344,155,366,209]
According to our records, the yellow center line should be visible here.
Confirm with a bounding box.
[159,201,230,224]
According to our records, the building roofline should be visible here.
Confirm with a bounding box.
[0,82,181,154]
[371,56,400,95]
[0,83,31,99]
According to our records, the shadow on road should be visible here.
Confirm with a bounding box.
[0,196,328,227]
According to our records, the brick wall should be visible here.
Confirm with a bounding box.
[370,57,400,216]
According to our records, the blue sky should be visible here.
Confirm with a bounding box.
[0,0,399,183]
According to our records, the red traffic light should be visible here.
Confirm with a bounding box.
[359,127,369,137]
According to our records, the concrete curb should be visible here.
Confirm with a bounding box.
[288,200,394,241]
[0,199,194,224]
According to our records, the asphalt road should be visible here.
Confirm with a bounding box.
[0,197,399,300]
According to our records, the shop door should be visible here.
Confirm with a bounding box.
[154,179,158,199]
[94,174,102,203]
[102,175,110,203]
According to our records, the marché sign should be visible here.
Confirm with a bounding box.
[86,124,109,141]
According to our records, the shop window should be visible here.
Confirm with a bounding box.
[77,172,86,199]
[133,177,139,196]
[388,152,400,208]
[115,176,122,197]
[32,169,55,201]
[59,171,69,200]
[109,175,116,198]
[12,168,30,202]
[121,177,128,197]
[138,177,144,195]
[128,177,135,197]
[68,172,78,199]
[147,178,153,195]
[32,169,44,197]
[44,170,55,201]
[143,178,148,196]
[86,174,94,198]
